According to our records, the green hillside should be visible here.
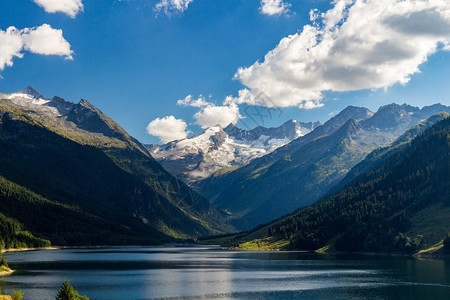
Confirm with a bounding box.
[335,111,450,190]
[199,104,449,231]
[24,97,225,230]
[232,116,450,254]
[0,94,231,248]
[197,106,374,202]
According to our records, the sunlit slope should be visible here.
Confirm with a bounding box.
[234,116,449,254]
[200,104,449,231]
[0,92,231,247]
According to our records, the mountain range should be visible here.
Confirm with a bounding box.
[146,120,320,184]
[196,103,450,230]
[0,86,448,252]
[231,114,449,254]
[0,87,231,248]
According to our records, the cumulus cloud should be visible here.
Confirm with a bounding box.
[146,116,190,143]
[177,94,209,108]
[22,24,74,58]
[147,96,241,142]
[33,0,83,18]
[229,0,450,109]
[154,0,194,15]
[176,94,243,128]
[260,0,291,16]
[0,24,73,71]
[194,103,242,129]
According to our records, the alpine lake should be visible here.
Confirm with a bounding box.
[1,246,450,299]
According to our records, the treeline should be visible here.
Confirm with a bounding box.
[264,117,449,253]
[0,102,227,247]
[0,111,172,247]
[0,174,165,248]
[0,212,50,250]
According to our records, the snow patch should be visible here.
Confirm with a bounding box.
[2,90,75,117]
[147,121,319,182]
[7,92,50,106]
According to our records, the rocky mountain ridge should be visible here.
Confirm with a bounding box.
[0,87,231,247]
[146,119,321,183]
[200,103,450,230]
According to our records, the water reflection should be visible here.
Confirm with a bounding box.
[0,247,449,299]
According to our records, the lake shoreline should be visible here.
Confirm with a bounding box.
[1,247,59,254]
[2,246,450,299]
[3,244,449,261]
[227,247,450,260]
[0,267,15,277]
[0,243,209,254]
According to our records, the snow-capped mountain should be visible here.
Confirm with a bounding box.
[0,87,229,241]
[146,120,321,183]
[0,86,75,117]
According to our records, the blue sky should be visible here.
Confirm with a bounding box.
[0,0,449,144]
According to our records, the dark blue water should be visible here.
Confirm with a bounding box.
[1,247,450,299]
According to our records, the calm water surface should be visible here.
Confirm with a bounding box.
[1,246,450,299]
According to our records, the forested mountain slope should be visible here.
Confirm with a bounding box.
[197,106,373,201]
[335,111,450,191]
[236,116,450,253]
[208,104,450,230]
[0,88,231,248]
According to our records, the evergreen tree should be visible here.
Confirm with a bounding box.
[240,117,450,254]
[55,280,89,300]
[0,256,8,268]
[12,290,24,300]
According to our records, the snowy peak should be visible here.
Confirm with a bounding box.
[147,120,320,183]
[1,87,148,155]
[0,86,75,117]
[274,119,321,139]
[210,126,227,149]
[224,119,321,142]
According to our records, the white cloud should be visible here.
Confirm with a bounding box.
[177,94,209,107]
[177,94,243,128]
[146,116,190,143]
[260,0,291,16]
[194,103,242,129]
[176,94,243,129]
[0,24,73,71]
[22,24,73,58]
[154,0,194,15]
[33,0,83,18]
[0,27,24,71]
[230,0,450,109]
